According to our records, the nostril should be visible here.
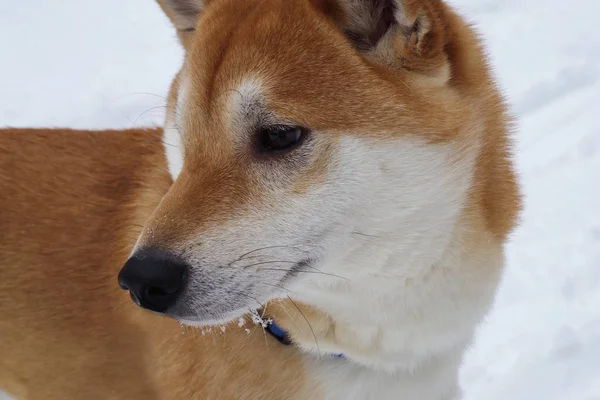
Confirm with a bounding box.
[145,285,178,299]
[129,291,142,307]
[117,269,130,291]
[117,248,188,313]
[141,283,182,312]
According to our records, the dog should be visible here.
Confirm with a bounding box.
[0,0,521,399]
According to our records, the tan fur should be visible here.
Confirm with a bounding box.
[0,0,520,398]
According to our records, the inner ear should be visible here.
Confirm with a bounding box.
[341,0,398,51]
[315,0,449,77]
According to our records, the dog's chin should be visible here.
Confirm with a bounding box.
[176,308,250,328]
[171,284,292,328]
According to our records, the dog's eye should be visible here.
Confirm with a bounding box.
[259,125,307,153]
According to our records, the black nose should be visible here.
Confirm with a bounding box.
[118,249,188,313]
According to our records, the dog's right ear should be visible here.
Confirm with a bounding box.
[156,0,206,43]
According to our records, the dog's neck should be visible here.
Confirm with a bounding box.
[270,211,503,388]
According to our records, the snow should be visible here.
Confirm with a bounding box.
[1,0,599,399]
[447,1,600,398]
[0,0,181,130]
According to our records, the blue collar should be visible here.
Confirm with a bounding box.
[265,320,346,359]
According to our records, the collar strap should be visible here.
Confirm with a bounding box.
[264,320,345,359]
[265,320,292,345]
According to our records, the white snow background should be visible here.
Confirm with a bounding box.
[1,0,599,399]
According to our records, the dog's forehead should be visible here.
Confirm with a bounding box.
[184,0,381,124]
[189,0,316,73]
[180,0,454,141]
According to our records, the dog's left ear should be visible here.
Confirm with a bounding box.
[156,0,215,48]
[318,0,450,79]
[156,0,207,44]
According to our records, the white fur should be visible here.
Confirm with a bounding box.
[276,137,501,400]
[227,79,263,130]
[164,123,183,181]
[163,76,188,180]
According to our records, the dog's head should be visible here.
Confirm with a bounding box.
[118,0,518,325]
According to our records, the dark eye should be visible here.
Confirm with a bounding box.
[259,125,307,153]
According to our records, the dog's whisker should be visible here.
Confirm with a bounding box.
[237,292,264,309]
[261,301,271,351]
[287,296,321,358]
[276,299,305,333]
[237,321,263,347]
[237,260,298,269]
[131,105,168,126]
[214,88,245,104]
[233,245,310,263]
[257,267,349,282]
[350,231,380,238]
[256,282,292,294]
[116,92,168,101]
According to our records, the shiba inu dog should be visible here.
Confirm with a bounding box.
[0,0,521,399]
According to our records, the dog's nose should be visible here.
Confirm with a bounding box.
[118,249,187,313]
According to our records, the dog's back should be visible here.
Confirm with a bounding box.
[0,128,168,398]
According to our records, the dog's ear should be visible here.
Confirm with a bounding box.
[156,0,206,34]
[318,0,450,79]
